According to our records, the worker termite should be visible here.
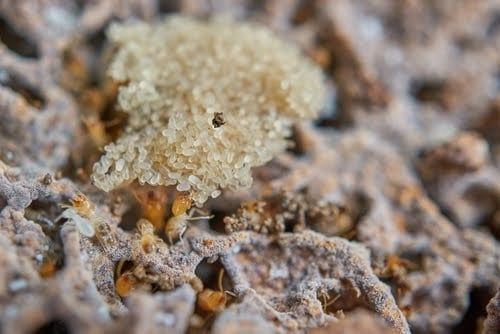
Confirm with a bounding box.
[197,268,235,313]
[115,260,160,297]
[115,271,136,297]
[164,192,213,244]
[378,255,417,280]
[133,186,168,232]
[197,288,227,313]
[38,259,58,278]
[115,259,137,297]
[57,193,117,253]
[137,219,161,253]
[82,115,108,149]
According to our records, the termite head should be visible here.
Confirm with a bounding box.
[38,259,57,278]
[71,193,93,216]
[116,272,135,297]
[82,115,108,149]
[172,192,192,216]
[197,289,227,313]
[196,268,232,313]
[115,259,136,297]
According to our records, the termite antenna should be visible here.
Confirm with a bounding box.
[218,268,237,297]
[116,258,127,278]
[186,215,214,221]
[218,268,225,292]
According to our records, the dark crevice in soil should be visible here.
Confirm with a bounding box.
[486,11,500,37]
[33,319,70,334]
[315,113,354,129]
[479,208,500,241]
[114,260,134,281]
[292,1,315,26]
[409,78,454,109]
[24,199,66,275]
[208,209,228,234]
[463,184,499,234]
[313,86,342,129]
[195,258,225,290]
[0,71,46,109]
[190,258,235,332]
[252,158,290,183]
[314,33,356,129]
[451,287,493,334]
[85,28,108,86]
[158,0,181,14]
[99,108,128,143]
[0,195,6,213]
[337,191,372,240]
[119,200,142,232]
[87,27,107,54]
[317,279,372,316]
[0,16,39,58]
[347,191,372,225]
[470,99,500,144]
[286,125,307,156]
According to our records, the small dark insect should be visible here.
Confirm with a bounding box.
[42,173,53,185]
[212,112,225,128]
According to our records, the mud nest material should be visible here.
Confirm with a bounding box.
[1,1,499,334]
[91,15,324,206]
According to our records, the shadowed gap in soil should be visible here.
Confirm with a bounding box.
[0,16,39,58]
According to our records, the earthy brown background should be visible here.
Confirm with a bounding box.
[0,1,498,333]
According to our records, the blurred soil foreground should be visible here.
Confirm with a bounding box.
[0,1,499,333]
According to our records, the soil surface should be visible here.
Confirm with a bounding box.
[0,1,498,333]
